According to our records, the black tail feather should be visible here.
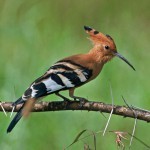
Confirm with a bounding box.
[7,104,24,133]
[12,97,24,106]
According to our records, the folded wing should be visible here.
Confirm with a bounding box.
[21,60,92,102]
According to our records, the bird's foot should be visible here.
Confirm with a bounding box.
[74,97,88,107]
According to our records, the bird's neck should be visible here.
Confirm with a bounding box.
[84,51,104,80]
[88,47,112,64]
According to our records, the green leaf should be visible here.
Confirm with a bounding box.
[65,129,87,149]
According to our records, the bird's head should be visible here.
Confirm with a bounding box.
[84,26,135,70]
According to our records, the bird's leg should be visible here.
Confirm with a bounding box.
[69,89,88,107]
[55,92,71,102]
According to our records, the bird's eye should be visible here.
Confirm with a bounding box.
[105,45,109,50]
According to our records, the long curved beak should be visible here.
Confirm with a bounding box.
[114,52,135,71]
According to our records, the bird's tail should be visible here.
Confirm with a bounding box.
[7,97,36,133]
[7,103,24,133]
[12,97,24,106]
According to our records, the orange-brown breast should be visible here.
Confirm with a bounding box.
[63,53,104,82]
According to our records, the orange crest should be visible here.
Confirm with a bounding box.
[84,26,116,51]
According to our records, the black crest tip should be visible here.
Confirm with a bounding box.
[106,34,113,40]
[84,26,92,31]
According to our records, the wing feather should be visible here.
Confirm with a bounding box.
[22,60,92,100]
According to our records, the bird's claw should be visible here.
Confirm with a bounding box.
[76,98,88,107]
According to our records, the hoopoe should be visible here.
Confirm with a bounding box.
[7,26,135,133]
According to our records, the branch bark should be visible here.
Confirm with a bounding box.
[0,100,150,122]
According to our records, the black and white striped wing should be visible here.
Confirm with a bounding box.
[22,60,92,101]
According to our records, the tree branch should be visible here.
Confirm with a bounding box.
[0,100,150,122]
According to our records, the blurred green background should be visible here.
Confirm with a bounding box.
[0,0,149,149]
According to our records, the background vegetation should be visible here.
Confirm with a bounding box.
[0,0,149,149]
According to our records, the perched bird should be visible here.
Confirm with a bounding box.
[7,26,135,133]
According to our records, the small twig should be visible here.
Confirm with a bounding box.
[10,106,15,118]
[132,105,150,114]
[103,84,114,136]
[103,109,113,136]
[129,116,137,148]
[0,102,7,116]
[122,96,131,109]
[122,96,138,148]
[99,111,106,119]
[128,133,150,148]
[129,105,138,148]
[75,130,103,142]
